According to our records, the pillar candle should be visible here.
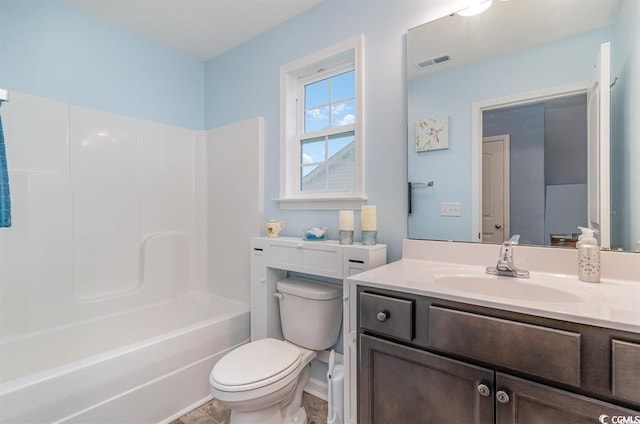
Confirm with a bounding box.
[339,210,354,231]
[361,205,377,231]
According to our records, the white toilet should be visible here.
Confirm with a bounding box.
[209,278,343,424]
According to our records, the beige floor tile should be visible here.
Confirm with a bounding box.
[178,392,327,424]
[179,408,218,424]
[303,392,328,424]
[198,398,231,423]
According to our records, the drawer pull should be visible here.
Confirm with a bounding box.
[376,311,390,322]
[496,390,510,404]
[477,384,491,397]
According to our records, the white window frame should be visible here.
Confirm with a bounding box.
[278,35,365,210]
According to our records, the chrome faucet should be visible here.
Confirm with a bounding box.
[486,235,530,278]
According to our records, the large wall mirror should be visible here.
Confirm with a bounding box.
[407,0,639,252]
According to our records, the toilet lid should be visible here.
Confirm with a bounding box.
[211,338,302,391]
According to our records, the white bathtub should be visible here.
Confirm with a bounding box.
[0,293,250,423]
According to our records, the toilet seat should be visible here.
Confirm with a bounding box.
[210,338,302,392]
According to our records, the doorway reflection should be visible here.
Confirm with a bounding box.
[482,94,588,246]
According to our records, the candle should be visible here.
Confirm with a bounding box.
[339,210,354,231]
[361,205,377,231]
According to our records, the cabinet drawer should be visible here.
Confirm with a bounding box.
[360,292,414,341]
[429,306,581,386]
[266,241,342,279]
[612,339,640,404]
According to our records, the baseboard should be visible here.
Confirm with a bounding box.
[304,376,328,401]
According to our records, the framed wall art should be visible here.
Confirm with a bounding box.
[416,116,449,152]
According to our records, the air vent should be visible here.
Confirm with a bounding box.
[415,54,451,69]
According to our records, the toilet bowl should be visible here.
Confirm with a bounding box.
[209,278,342,424]
[210,338,316,424]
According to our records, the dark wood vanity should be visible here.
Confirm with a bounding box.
[358,285,640,424]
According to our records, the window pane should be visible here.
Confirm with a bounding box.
[328,131,354,157]
[305,106,329,132]
[301,165,325,191]
[301,137,325,164]
[305,79,329,109]
[331,71,355,102]
[301,164,319,177]
[327,154,355,192]
[331,100,355,127]
[327,131,355,192]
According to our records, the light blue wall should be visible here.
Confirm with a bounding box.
[204,0,460,261]
[407,28,612,243]
[0,0,204,130]
[3,0,635,256]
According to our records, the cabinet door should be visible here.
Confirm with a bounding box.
[495,373,640,424]
[359,334,494,424]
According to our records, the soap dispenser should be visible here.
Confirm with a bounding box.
[577,227,600,283]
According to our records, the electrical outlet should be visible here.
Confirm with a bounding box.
[441,202,461,217]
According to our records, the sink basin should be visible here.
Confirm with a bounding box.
[432,274,586,303]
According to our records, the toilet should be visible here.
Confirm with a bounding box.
[209,278,343,424]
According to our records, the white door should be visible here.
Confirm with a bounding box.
[587,42,611,249]
[482,135,510,244]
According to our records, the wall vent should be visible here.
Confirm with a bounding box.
[415,54,451,69]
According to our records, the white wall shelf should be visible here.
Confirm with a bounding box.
[250,236,387,424]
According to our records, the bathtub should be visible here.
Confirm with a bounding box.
[0,293,250,423]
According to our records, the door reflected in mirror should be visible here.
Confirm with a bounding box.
[481,94,588,247]
[407,0,639,251]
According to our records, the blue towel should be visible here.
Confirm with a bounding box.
[0,109,11,227]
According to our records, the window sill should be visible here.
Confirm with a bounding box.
[275,196,367,210]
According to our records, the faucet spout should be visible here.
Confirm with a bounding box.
[486,235,530,278]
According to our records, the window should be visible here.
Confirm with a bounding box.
[279,36,364,210]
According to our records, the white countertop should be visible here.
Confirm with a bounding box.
[348,258,640,333]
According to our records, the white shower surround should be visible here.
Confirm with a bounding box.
[0,92,263,422]
[0,92,209,336]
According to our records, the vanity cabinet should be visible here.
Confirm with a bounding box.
[494,373,638,424]
[358,286,640,424]
[360,334,494,423]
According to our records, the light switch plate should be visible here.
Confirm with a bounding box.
[441,202,461,217]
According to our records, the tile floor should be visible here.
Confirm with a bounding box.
[171,392,327,424]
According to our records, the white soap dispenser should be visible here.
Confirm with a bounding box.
[577,227,600,283]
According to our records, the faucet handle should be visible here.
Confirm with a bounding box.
[505,234,520,246]
[499,235,520,261]
[488,234,530,278]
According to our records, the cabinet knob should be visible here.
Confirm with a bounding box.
[496,390,510,404]
[477,384,491,397]
[376,311,390,322]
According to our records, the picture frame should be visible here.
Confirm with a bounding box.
[416,116,449,152]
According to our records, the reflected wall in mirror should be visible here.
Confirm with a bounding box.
[407,0,639,252]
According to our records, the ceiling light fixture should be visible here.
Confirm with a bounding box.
[456,0,493,17]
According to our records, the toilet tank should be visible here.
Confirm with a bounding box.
[276,278,342,350]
